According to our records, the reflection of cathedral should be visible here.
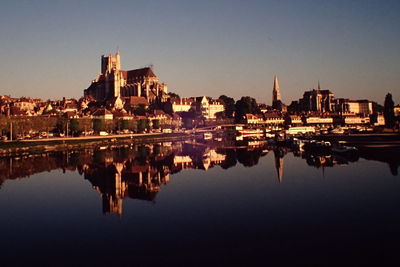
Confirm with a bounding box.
[4,140,394,217]
[0,141,272,216]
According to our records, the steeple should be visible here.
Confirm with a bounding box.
[272,75,281,104]
[318,80,321,90]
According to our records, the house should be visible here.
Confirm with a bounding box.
[171,98,194,112]
[112,109,133,120]
[264,112,285,125]
[343,115,370,125]
[124,96,149,111]
[92,108,113,120]
[305,116,333,125]
[245,114,264,124]
[193,96,225,119]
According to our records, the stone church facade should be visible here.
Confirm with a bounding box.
[84,52,168,103]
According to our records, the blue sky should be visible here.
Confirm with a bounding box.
[0,0,399,104]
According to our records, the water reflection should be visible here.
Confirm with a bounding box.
[1,139,399,216]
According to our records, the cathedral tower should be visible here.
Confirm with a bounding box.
[272,75,281,105]
[101,51,121,74]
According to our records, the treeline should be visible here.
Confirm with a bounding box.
[218,95,262,122]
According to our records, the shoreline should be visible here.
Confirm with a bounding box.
[0,132,194,157]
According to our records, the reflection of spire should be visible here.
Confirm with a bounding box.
[272,75,281,104]
[273,149,284,183]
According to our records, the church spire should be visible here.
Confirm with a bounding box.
[272,75,281,104]
[318,80,321,90]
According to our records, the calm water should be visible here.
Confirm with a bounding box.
[0,140,399,265]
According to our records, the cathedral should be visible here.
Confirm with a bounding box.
[84,52,169,103]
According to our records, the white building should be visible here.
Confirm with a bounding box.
[171,98,193,112]
[196,96,225,119]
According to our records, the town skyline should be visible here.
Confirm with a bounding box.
[0,0,399,104]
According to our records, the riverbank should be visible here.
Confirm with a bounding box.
[0,132,194,156]
[313,133,400,148]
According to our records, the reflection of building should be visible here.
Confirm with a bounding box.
[273,149,285,183]
[0,141,273,216]
[84,52,168,103]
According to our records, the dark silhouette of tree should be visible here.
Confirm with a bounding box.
[168,92,180,99]
[152,119,160,129]
[69,119,79,136]
[162,98,173,114]
[134,104,147,116]
[234,96,260,122]
[138,119,148,132]
[219,95,236,118]
[384,93,395,128]
[93,119,105,132]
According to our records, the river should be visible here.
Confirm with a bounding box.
[0,139,399,265]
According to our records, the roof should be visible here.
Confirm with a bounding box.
[264,112,282,118]
[153,109,166,115]
[92,108,112,116]
[121,67,156,80]
[125,96,149,106]
[112,109,131,118]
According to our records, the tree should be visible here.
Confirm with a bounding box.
[234,96,260,122]
[134,104,147,116]
[69,119,79,136]
[162,98,173,114]
[120,119,130,130]
[93,119,105,132]
[138,119,148,132]
[128,120,137,132]
[168,92,180,99]
[219,95,235,118]
[384,93,395,128]
[56,117,68,134]
[78,118,93,133]
[152,119,160,129]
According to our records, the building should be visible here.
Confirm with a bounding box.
[84,52,168,103]
[245,113,264,124]
[334,98,373,115]
[193,96,225,119]
[272,76,286,111]
[394,105,400,117]
[264,112,285,125]
[343,115,370,125]
[171,98,194,112]
[272,75,281,104]
[92,108,113,120]
[300,86,335,113]
[304,116,333,125]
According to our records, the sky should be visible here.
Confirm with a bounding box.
[0,0,399,105]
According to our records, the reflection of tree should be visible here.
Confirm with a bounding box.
[236,148,263,167]
[5,141,399,216]
[359,148,400,176]
[220,149,237,169]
